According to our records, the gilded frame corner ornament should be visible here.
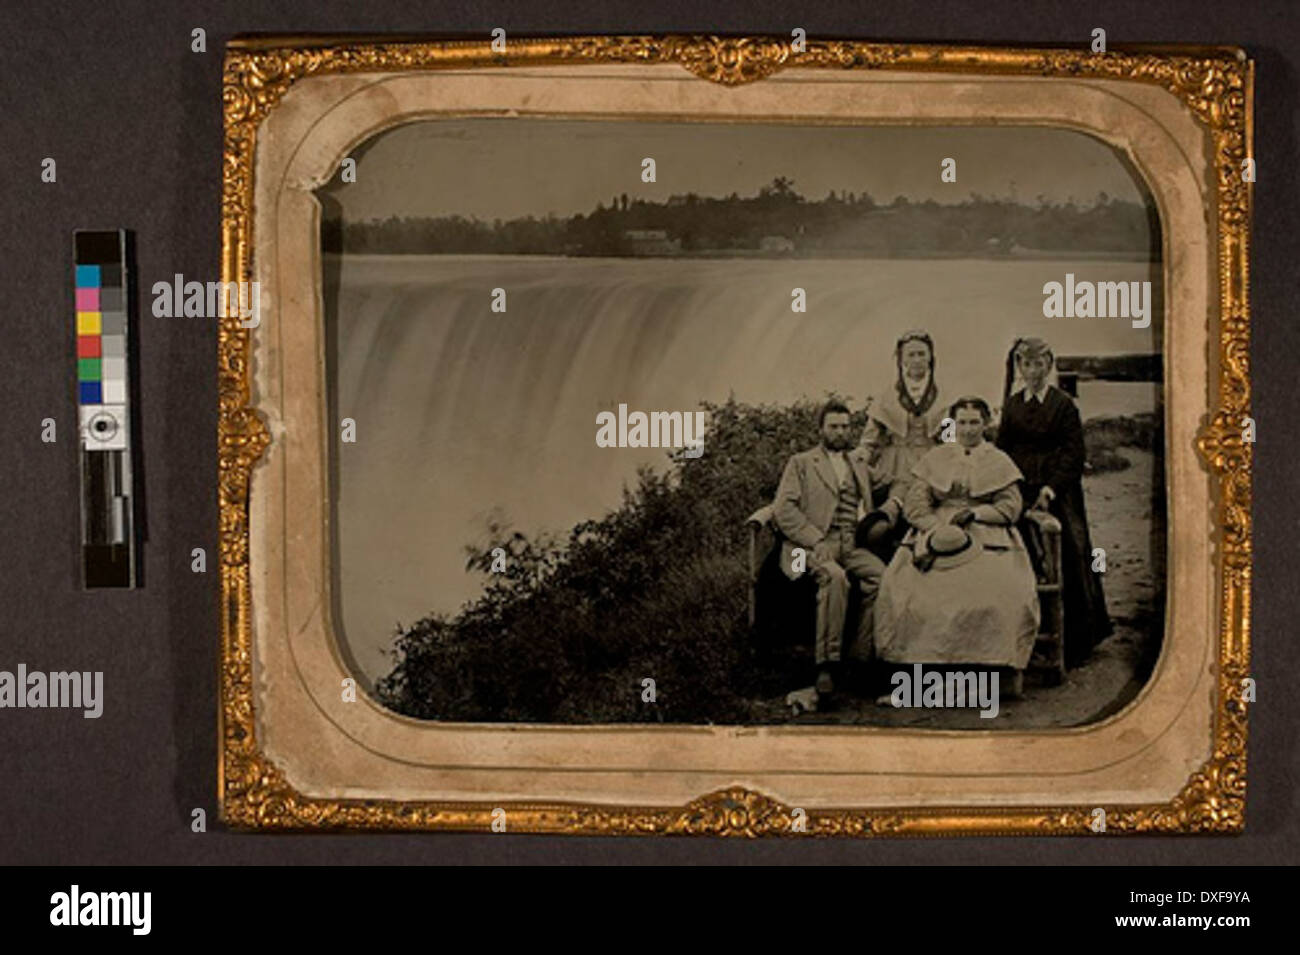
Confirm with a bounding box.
[218,34,1252,835]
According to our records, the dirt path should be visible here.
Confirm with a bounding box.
[750,449,1162,729]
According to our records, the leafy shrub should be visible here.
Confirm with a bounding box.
[375,396,856,723]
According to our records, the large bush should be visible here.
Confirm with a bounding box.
[375,397,862,723]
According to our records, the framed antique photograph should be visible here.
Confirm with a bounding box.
[218,34,1252,834]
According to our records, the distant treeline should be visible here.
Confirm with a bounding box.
[320,178,1160,258]
[1058,353,1162,382]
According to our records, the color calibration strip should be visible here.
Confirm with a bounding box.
[75,230,136,588]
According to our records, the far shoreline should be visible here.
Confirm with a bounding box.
[322,249,1160,263]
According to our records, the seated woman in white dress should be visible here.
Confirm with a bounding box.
[874,396,1040,677]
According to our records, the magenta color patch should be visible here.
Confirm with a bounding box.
[75,287,99,310]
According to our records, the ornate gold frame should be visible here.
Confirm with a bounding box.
[219,35,1252,835]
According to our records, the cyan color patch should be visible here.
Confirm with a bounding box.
[75,265,101,288]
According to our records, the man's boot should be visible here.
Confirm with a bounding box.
[815,664,837,695]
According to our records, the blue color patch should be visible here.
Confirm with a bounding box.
[75,265,101,288]
[79,381,102,404]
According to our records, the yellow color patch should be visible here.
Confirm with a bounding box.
[77,311,102,335]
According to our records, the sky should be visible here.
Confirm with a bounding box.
[320,119,1153,223]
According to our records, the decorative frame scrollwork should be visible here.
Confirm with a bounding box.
[219,35,1251,835]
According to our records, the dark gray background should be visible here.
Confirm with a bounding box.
[0,1,1294,865]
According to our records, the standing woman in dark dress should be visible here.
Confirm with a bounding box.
[995,337,1112,665]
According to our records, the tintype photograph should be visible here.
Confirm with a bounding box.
[224,39,1247,830]
[319,120,1164,730]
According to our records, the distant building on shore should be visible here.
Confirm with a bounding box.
[623,229,682,255]
[759,235,795,253]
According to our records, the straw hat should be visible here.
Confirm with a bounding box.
[922,523,983,571]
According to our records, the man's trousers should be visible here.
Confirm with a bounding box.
[810,527,887,665]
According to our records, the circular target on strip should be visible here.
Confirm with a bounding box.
[88,410,119,443]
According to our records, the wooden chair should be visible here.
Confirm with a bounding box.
[1019,508,1066,685]
[745,505,1065,685]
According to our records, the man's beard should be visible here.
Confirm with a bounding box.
[822,436,851,451]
